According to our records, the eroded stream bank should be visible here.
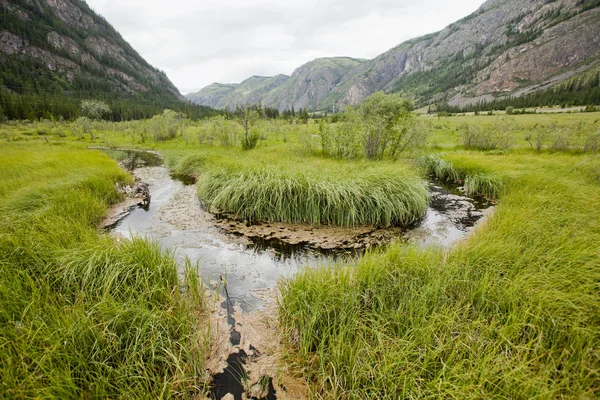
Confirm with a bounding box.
[99,149,493,399]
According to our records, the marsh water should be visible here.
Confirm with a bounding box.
[100,149,492,399]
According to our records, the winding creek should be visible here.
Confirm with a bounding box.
[100,149,493,400]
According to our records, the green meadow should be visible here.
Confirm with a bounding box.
[0,107,599,398]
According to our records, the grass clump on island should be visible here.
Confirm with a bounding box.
[419,153,504,198]
[279,151,600,398]
[0,143,208,398]
[192,154,430,228]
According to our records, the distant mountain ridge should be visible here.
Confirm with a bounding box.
[186,57,365,111]
[187,0,600,111]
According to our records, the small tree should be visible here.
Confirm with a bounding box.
[359,92,414,159]
[235,104,260,150]
[149,109,186,141]
[80,100,111,120]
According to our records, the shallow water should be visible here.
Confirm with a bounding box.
[108,161,491,308]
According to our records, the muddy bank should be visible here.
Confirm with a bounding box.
[206,289,307,400]
[212,183,493,253]
[213,216,404,254]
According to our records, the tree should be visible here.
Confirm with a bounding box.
[298,108,310,123]
[80,100,111,120]
[358,92,414,159]
[234,104,260,150]
[149,109,186,141]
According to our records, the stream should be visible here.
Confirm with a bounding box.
[100,149,493,400]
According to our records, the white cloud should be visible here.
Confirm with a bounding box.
[86,0,486,94]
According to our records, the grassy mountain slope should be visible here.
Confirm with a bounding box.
[185,83,238,109]
[262,57,365,111]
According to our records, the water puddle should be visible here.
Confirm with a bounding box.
[97,149,493,399]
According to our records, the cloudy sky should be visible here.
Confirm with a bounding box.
[85,0,485,94]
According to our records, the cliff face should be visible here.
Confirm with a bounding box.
[0,0,183,100]
[188,0,600,111]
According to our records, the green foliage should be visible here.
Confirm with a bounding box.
[149,109,186,141]
[80,99,111,120]
[0,143,207,397]
[320,92,429,159]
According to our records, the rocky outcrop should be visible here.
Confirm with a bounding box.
[0,31,23,55]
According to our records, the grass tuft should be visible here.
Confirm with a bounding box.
[197,160,429,228]
[419,154,503,198]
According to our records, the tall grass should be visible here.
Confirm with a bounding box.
[279,152,600,398]
[419,154,503,198]
[0,143,208,398]
[195,157,429,228]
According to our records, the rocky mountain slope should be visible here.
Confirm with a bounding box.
[187,57,365,111]
[0,0,184,106]
[188,0,600,111]
[187,75,289,110]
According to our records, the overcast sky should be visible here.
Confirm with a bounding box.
[85,0,486,94]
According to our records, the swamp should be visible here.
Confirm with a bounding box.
[1,105,599,398]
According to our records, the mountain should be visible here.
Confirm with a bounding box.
[187,0,600,112]
[185,83,237,109]
[187,57,365,111]
[187,75,289,110]
[0,0,212,120]
[263,57,365,112]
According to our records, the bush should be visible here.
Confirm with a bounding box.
[319,93,429,160]
[149,109,185,141]
[458,117,515,150]
[240,131,259,150]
